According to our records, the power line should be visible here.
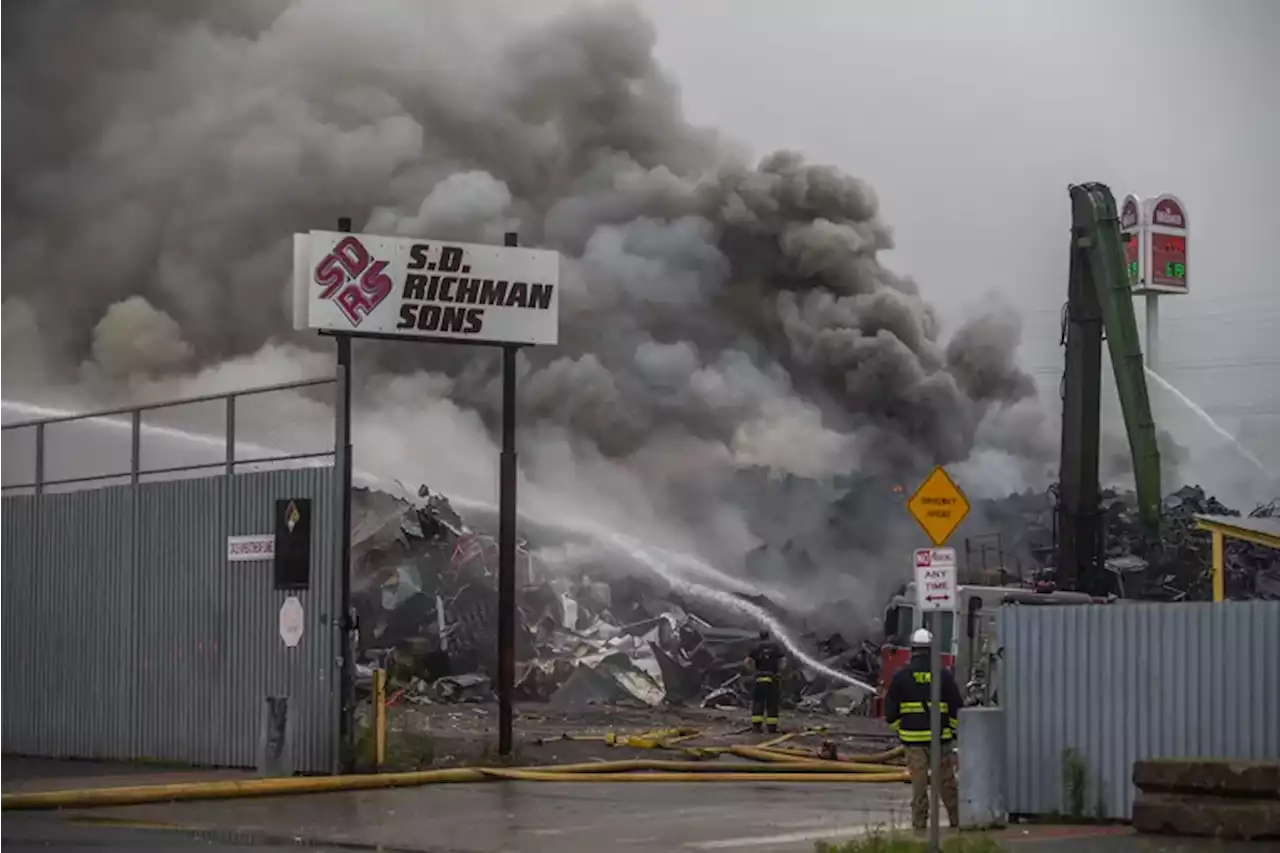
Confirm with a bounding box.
[1017,305,1280,319]
[1019,315,1280,330]
[1023,359,1280,375]
[1013,302,1280,322]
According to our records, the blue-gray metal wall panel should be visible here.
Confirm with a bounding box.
[1000,602,1280,820]
[1,467,338,772]
[2,489,134,759]
[0,491,36,753]
[222,467,339,773]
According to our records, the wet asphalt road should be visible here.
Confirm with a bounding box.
[7,809,1276,853]
[2,814,361,852]
[4,782,914,853]
[4,764,1272,852]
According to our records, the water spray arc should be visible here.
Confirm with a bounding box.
[2,400,282,461]
[448,495,875,693]
[1143,368,1269,474]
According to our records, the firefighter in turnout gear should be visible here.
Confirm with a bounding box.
[884,628,962,830]
[745,629,785,733]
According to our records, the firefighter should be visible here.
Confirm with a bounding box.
[745,629,785,733]
[884,627,962,831]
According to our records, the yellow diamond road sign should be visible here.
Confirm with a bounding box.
[907,466,971,547]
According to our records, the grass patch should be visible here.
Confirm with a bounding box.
[385,729,438,769]
[1061,747,1088,819]
[474,738,525,767]
[349,718,437,772]
[1059,746,1115,822]
[815,833,1004,853]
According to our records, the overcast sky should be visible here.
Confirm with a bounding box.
[626,0,1279,463]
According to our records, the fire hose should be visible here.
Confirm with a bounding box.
[2,731,909,811]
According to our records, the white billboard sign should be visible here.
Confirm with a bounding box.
[292,230,560,346]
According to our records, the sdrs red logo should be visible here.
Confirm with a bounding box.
[314,236,393,327]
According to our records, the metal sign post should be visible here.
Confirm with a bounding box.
[914,546,957,852]
[909,466,965,853]
[929,613,943,850]
[497,233,520,757]
[333,217,356,773]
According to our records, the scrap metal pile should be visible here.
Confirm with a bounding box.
[1147,488,1279,600]
[352,477,1277,712]
[351,487,879,714]
[969,485,1280,600]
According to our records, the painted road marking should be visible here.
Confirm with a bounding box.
[685,817,910,849]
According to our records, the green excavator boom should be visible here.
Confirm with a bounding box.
[1057,183,1162,595]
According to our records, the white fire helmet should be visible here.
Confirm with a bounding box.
[910,628,933,647]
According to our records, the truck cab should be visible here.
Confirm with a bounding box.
[878,583,1103,709]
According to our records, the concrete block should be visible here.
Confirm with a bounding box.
[1133,758,1280,799]
[1133,791,1280,840]
[957,706,1007,829]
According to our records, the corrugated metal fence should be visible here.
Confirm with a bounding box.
[1000,601,1280,819]
[1,381,343,773]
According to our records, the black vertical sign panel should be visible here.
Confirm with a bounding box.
[274,498,311,591]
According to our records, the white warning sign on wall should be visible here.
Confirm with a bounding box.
[279,596,304,648]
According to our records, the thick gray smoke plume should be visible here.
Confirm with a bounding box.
[3,0,1050,616]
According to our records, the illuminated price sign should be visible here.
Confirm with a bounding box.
[1151,235,1186,284]
[1147,195,1188,293]
[1120,194,1144,289]
[1124,233,1142,285]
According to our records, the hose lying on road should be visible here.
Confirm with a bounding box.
[538,726,859,762]
[726,746,896,773]
[2,747,909,811]
[477,769,909,784]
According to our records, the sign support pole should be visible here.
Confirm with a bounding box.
[1126,192,1187,372]
[928,610,943,853]
[497,231,520,757]
[334,216,356,774]
[1144,293,1159,371]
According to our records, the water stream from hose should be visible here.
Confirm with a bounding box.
[1143,367,1269,474]
[448,494,875,692]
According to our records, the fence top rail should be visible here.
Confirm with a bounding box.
[1,376,335,431]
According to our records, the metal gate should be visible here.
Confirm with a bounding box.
[1000,601,1280,819]
[1,379,343,772]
